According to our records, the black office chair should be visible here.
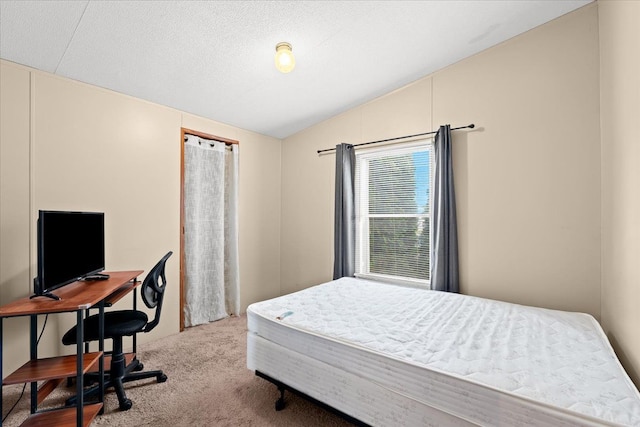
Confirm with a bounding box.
[62,251,173,411]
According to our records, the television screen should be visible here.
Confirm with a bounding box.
[36,210,105,296]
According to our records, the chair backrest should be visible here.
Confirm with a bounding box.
[141,251,173,333]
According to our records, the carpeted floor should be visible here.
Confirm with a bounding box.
[1,315,352,426]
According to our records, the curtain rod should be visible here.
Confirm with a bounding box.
[316,124,475,154]
[183,134,235,146]
[182,127,239,145]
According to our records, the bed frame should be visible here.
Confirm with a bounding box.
[255,370,369,426]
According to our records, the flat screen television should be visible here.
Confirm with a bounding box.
[34,210,105,298]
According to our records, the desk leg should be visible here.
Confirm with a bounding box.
[76,310,84,427]
[29,315,37,414]
[1,318,3,427]
[98,301,105,413]
[133,288,137,355]
[84,309,90,354]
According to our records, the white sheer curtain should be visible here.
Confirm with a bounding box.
[183,134,239,327]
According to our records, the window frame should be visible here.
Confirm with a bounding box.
[354,139,433,289]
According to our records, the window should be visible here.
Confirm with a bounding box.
[355,141,432,287]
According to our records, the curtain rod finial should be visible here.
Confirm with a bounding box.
[468,124,475,129]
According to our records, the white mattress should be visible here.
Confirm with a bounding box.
[247,277,640,426]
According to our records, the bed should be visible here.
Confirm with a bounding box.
[246,277,640,426]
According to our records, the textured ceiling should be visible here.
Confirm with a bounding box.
[0,1,591,139]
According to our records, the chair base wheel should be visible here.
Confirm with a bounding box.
[119,398,133,411]
[157,373,168,383]
[134,362,144,371]
[275,397,285,411]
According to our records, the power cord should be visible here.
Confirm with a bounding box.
[2,314,49,423]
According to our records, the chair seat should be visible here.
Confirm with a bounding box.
[62,310,148,345]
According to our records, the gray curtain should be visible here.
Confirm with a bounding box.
[431,125,459,292]
[333,143,356,279]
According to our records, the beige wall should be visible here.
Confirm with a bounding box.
[599,0,640,385]
[0,61,281,374]
[31,71,183,349]
[282,4,602,316]
[433,4,601,314]
[0,60,35,374]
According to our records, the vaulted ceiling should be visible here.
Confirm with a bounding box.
[0,1,591,139]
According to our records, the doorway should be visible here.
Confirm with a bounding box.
[179,127,239,331]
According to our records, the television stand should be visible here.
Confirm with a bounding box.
[29,292,61,301]
[1,270,143,427]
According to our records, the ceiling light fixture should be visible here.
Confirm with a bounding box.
[274,42,295,73]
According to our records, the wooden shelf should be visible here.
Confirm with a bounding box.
[85,353,136,374]
[3,353,102,385]
[19,403,102,427]
[37,379,65,405]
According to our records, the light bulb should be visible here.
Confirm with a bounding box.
[275,42,295,73]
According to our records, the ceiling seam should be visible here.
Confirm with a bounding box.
[54,0,90,74]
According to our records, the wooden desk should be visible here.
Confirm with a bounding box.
[0,270,143,427]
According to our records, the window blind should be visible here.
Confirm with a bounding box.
[355,142,432,283]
